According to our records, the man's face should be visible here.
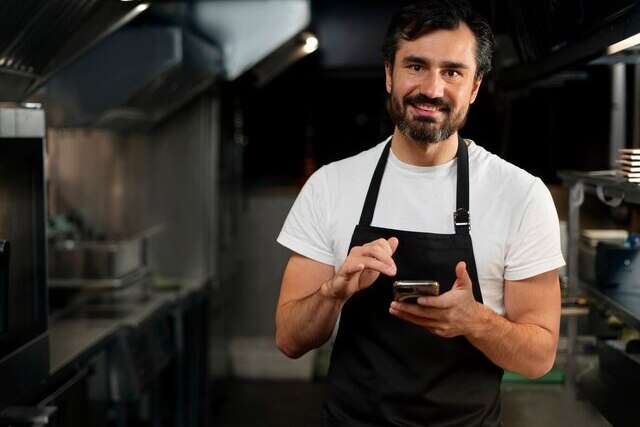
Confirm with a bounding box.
[385,24,482,144]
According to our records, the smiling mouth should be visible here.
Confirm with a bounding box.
[412,102,445,112]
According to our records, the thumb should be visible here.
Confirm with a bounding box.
[453,261,472,289]
[388,237,399,254]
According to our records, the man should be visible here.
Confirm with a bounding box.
[275,1,564,425]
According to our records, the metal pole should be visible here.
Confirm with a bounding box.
[609,63,627,165]
[565,181,584,392]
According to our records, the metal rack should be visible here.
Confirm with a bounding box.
[557,169,640,389]
[558,170,640,297]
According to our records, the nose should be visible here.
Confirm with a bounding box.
[419,71,444,99]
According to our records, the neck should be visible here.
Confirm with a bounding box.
[390,129,460,167]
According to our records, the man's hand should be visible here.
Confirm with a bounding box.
[389,261,482,337]
[324,237,399,302]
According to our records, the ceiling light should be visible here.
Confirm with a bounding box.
[134,3,150,13]
[607,32,640,55]
[303,35,319,54]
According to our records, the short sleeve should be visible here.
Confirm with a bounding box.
[504,179,566,281]
[277,166,335,266]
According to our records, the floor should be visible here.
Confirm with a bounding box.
[211,379,613,427]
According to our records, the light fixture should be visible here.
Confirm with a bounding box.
[134,3,150,13]
[303,35,319,54]
[607,32,640,55]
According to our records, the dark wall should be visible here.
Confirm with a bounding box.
[234,0,619,187]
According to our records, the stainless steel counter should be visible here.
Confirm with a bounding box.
[48,276,209,375]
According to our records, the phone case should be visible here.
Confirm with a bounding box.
[393,280,439,303]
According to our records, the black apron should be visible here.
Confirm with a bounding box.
[322,136,503,427]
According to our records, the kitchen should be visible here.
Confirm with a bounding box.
[1,0,639,426]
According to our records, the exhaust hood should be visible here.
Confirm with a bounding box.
[27,0,311,130]
[189,0,311,81]
[0,0,149,103]
[489,0,640,92]
[31,26,223,130]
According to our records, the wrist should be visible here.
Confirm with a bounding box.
[320,279,346,305]
[467,302,491,340]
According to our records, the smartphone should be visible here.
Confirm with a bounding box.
[393,280,439,303]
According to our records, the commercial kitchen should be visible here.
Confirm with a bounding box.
[1,0,639,426]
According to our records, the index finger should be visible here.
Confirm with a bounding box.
[416,295,449,308]
[364,237,397,256]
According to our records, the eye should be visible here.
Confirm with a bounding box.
[410,64,423,72]
[445,70,461,78]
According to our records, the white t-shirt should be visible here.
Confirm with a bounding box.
[277,137,565,315]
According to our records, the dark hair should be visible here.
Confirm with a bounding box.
[381,0,495,78]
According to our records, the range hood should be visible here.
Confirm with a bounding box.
[0,0,149,103]
[31,26,223,130]
[189,0,311,81]
[28,0,311,130]
[489,0,640,92]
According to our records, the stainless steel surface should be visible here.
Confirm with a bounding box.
[558,169,640,205]
[48,276,208,375]
[609,64,626,169]
[48,224,165,286]
[489,1,640,92]
[31,1,311,130]
[0,0,147,102]
[189,0,311,80]
[48,267,149,290]
[580,280,640,331]
[559,168,640,390]
[0,106,44,137]
[47,95,219,280]
[35,26,222,130]
[49,239,143,281]
[566,179,583,391]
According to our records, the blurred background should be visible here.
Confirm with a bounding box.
[0,0,639,426]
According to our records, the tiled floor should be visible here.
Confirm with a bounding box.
[211,379,612,427]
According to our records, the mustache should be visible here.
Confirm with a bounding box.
[404,94,451,111]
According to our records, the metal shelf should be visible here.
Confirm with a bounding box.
[558,169,640,331]
[557,170,640,205]
[580,281,640,331]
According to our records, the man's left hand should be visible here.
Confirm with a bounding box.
[389,261,485,338]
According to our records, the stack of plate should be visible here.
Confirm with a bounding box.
[616,148,640,183]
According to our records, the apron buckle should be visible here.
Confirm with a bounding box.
[454,208,470,231]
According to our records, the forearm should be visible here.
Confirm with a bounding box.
[276,280,343,359]
[467,304,558,378]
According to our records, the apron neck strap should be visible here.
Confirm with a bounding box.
[454,135,470,235]
[359,135,471,235]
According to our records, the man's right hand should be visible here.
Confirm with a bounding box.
[322,237,399,302]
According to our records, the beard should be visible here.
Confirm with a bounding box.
[388,92,469,144]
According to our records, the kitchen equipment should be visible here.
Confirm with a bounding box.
[49,238,142,280]
[596,242,640,291]
[0,106,49,406]
[48,224,165,289]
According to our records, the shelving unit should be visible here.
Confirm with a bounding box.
[557,170,640,393]
[580,281,640,331]
[558,170,640,305]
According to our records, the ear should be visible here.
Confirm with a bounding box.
[385,61,393,94]
[469,76,482,104]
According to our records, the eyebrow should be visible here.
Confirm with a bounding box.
[402,55,469,70]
